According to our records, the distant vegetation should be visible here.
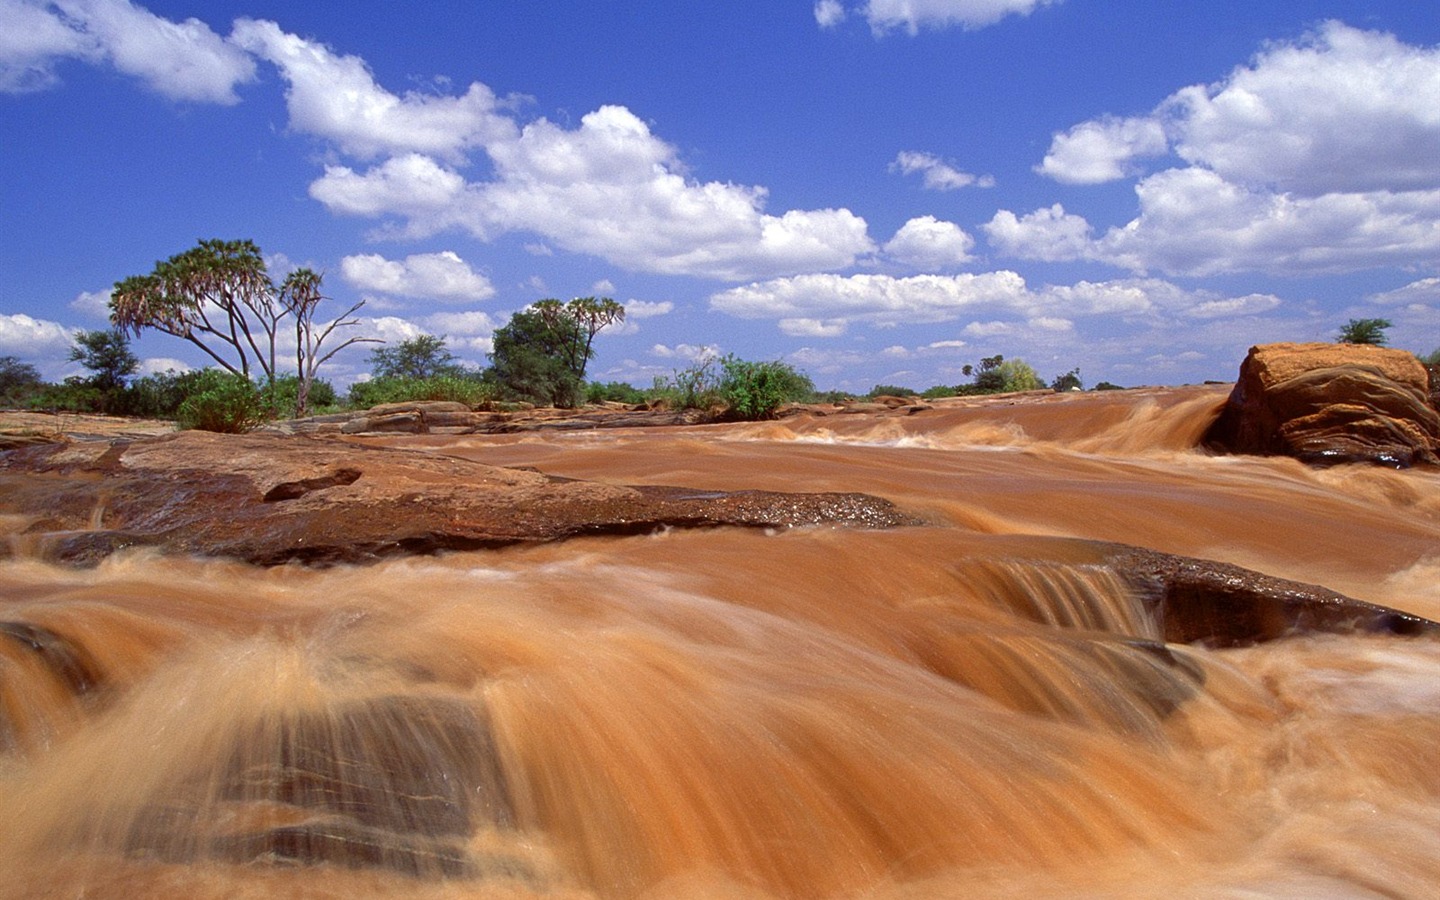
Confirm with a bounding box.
[2,237,1159,431]
[0,326,1110,433]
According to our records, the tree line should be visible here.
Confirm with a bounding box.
[7,240,1430,431]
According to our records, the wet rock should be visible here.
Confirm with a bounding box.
[127,695,538,882]
[0,621,104,697]
[218,696,511,841]
[1203,342,1440,467]
[0,431,920,566]
[1098,543,1440,647]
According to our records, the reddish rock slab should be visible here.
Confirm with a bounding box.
[0,431,920,566]
[1203,342,1440,467]
[1096,543,1440,646]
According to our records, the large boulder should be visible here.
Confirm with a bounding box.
[1203,342,1440,467]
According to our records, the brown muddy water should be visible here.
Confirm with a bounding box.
[4,385,1440,898]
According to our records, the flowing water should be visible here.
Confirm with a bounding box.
[4,385,1440,898]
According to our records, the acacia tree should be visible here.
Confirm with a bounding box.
[368,334,463,380]
[1337,318,1392,346]
[68,328,138,396]
[281,268,377,416]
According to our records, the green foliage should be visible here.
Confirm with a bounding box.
[111,238,277,379]
[260,374,339,418]
[717,356,815,420]
[1337,317,1392,345]
[1417,348,1440,367]
[488,299,626,408]
[920,385,960,399]
[867,384,916,399]
[585,381,648,405]
[27,380,105,413]
[653,355,725,410]
[112,240,369,406]
[1093,381,1125,391]
[66,328,138,413]
[531,297,625,380]
[488,310,585,407]
[812,390,856,404]
[125,368,217,418]
[0,356,43,406]
[368,334,464,381]
[69,329,138,393]
[348,374,494,409]
[972,354,1006,392]
[997,359,1043,392]
[175,370,265,433]
[1051,367,1083,392]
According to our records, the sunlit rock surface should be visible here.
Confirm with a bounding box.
[0,430,919,565]
[1204,341,1440,467]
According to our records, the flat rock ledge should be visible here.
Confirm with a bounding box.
[0,431,920,566]
[1094,542,1439,646]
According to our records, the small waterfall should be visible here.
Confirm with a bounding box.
[956,556,1160,638]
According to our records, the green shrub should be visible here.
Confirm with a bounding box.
[176,372,265,433]
[718,356,815,420]
[653,356,726,410]
[1093,381,1125,391]
[1051,368,1083,392]
[921,385,960,399]
[348,374,495,409]
[997,359,1043,392]
[27,380,105,413]
[585,381,647,405]
[867,384,916,399]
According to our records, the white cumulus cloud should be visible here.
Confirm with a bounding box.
[1,0,255,101]
[814,0,847,28]
[1018,22,1440,277]
[625,300,674,319]
[313,103,875,281]
[890,151,993,191]
[1037,116,1168,184]
[230,18,514,161]
[340,250,495,303]
[863,0,1063,35]
[0,312,73,354]
[882,216,975,269]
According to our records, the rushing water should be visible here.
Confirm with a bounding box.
[4,384,1440,898]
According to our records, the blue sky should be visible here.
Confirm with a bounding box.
[3,0,1438,393]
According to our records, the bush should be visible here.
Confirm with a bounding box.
[27,379,105,413]
[348,374,495,410]
[0,356,44,407]
[1051,368,1083,392]
[260,375,339,419]
[653,356,726,410]
[718,356,814,420]
[176,371,265,433]
[921,385,960,399]
[585,381,647,405]
[867,384,916,399]
[1093,381,1125,391]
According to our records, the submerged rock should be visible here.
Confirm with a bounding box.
[1203,341,1440,467]
[0,431,920,566]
